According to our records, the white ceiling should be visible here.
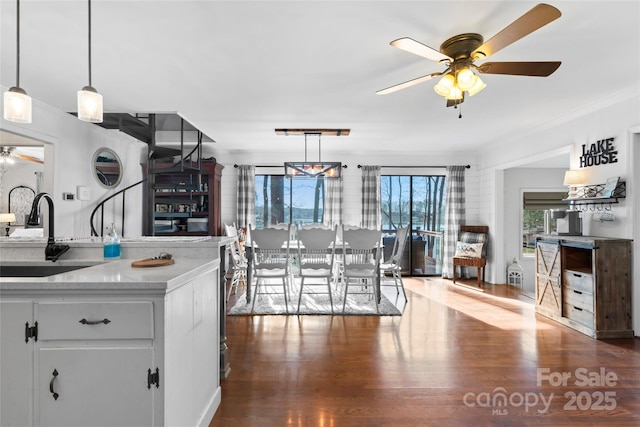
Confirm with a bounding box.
[1,1,639,162]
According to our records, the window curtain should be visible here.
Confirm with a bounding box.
[442,165,466,279]
[236,165,255,229]
[323,177,343,228]
[361,165,381,229]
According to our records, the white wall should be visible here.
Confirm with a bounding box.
[1,92,147,238]
[479,93,639,336]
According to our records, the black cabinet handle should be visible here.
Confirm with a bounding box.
[572,273,582,277]
[79,318,111,325]
[573,306,583,311]
[50,369,59,400]
[573,290,583,295]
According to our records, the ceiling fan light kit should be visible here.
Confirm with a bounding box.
[3,0,32,124]
[377,3,562,111]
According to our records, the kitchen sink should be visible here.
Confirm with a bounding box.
[0,263,100,278]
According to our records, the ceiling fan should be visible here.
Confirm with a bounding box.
[376,3,562,108]
[0,146,44,165]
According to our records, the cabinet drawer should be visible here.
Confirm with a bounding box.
[563,303,594,329]
[563,270,593,294]
[37,302,154,340]
[564,287,593,312]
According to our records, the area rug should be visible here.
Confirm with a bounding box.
[228,285,402,316]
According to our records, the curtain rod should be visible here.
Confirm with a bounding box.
[357,164,470,169]
[234,164,349,168]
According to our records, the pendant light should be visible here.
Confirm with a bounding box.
[3,0,32,124]
[278,129,348,179]
[77,0,103,123]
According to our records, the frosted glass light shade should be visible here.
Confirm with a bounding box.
[467,76,486,96]
[434,74,455,97]
[456,67,477,91]
[445,85,463,100]
[77,86,103,123]
[3,87,32,123]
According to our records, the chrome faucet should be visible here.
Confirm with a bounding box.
[27,193,70,262]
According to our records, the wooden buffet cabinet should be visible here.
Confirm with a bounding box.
[535,235,633,339]
[143,160,223,236]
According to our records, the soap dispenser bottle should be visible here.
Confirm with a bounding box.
[104,223,121,259]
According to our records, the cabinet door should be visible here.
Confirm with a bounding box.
[535,241,562,315]
[37,347,154,427]
[0,301,34,427]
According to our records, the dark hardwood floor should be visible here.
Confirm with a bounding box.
[209,277,640,426]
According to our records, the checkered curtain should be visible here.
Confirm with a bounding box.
[236,165,255,229]
[360,165,381,229]
[323,177,343,228]
[442,166,466,278]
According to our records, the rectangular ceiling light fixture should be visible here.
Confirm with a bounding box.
[279,129,348,179]
[275,129,350,136]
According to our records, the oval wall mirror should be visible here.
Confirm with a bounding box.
[93,148,122,188]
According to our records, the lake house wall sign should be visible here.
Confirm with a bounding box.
[579,137,618,168]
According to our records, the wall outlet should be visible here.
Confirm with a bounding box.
[77,186,90,201]
[62,192,75,201]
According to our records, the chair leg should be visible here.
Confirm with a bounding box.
[342,279,349,313]
[297,277,305,313]
[327,277,334,314]
[394,271,407,300]
[251,279,260,312]
[453,264,457,283]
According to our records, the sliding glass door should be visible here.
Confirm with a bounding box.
[381,175,446,276]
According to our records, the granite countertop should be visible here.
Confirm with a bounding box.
[0,257,220,293]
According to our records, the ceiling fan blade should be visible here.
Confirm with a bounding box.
[477,61,561,76]
[472,3,561,60]
[13,154,44,164]
[390,37,452,63]
[376,73,441,95]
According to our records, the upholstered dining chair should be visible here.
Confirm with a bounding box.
[296,227,337,313]
[250,226,292,313]
[452,225,489,286]
[380,225,410,299]
[341,226,382,313]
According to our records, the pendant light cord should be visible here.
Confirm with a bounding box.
[87,0,92,87]
[15,0,20,87]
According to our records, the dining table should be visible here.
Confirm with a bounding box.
[243,240,382,305]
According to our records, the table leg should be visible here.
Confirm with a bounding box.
[245,246,253,303]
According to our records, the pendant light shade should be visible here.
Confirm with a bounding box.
[77,86,103,123]
[4,87,32,123]
[3,0,32,124]
[78,0,102,123]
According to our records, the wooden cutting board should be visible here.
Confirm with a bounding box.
[131,258,175,268]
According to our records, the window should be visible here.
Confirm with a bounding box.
[255,175,324,228]
[381,175,446,276]
[522,191,567,255]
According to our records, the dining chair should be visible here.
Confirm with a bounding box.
[296,227,337,313]
[380,225,409,299]
[250,226,292,313]
[224,223,248,302]
[341,226,382,313]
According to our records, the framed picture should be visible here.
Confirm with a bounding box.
[601,177,619,198]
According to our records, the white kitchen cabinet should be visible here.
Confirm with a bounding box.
[0,259,220,427]
[38,347,154,427]
[0,301,34,427]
